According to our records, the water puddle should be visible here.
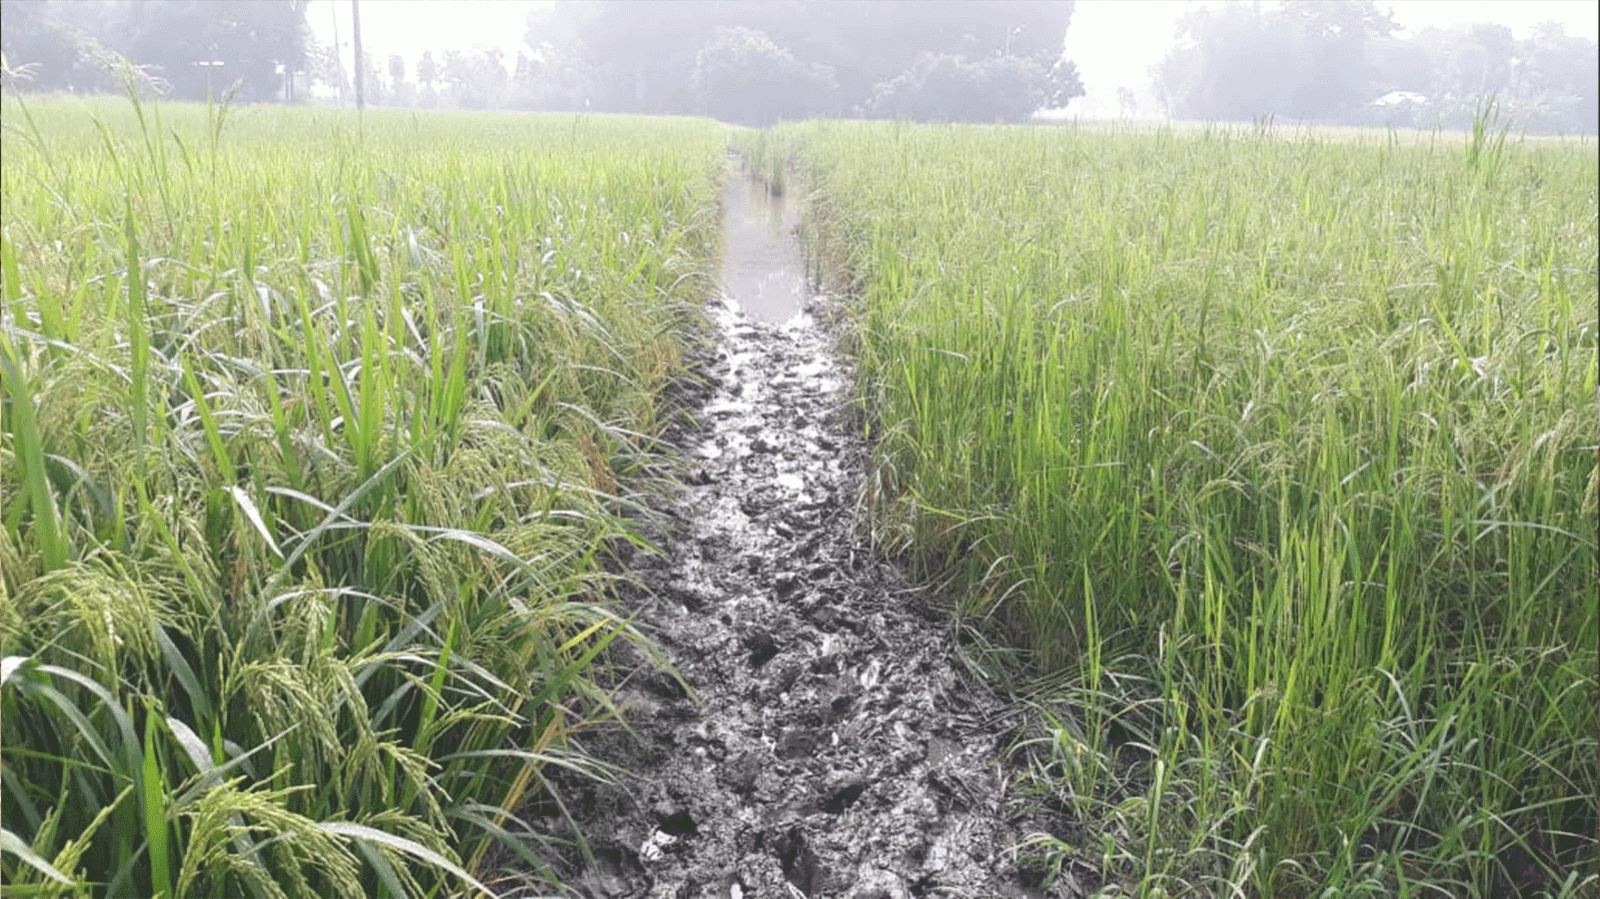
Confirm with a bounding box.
[719,171,807,325]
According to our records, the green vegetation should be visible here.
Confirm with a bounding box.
[6,85,1595,899]
[1,94,723,896]
[765,120,1598,897]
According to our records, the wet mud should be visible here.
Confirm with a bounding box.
[524,294,1083,899]
[514,177,1080,898]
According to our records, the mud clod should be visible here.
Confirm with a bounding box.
[523,294,1079,898]
[820,775,868,814]
[745,631,782,668]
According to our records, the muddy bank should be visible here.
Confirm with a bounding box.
[506,280,1083,897]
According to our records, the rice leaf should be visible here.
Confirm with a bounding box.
[1,826,77,885]
[315,822,490,897]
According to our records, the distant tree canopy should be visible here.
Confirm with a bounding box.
[1,0,308,101]
[1,0,1083,121]
[1155,0,1598,134]
[523,0,1084,124]
[692,26,838,125]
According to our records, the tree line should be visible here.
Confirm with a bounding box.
[0,0,1084,124]
[1,0,307,101]
[1154,0,1598,135]
[4,0,1593,133]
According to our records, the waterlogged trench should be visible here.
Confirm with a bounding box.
[717,174,809,325]
[539,169,1073,898]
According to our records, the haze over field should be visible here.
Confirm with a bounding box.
[1064,0,1599,117]
[2,0,1597,131]
[300,0,1600,119]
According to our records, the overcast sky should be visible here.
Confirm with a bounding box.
[308,0,1600,115]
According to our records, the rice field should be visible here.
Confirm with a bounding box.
[1,94,723,896]
[4,92,1596,899]
[762,120,1597,897]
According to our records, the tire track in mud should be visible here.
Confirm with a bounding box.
[541,292,1076,899]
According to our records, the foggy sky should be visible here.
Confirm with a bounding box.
[306,0,1600,117]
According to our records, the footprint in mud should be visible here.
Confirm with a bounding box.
[523,289,1079,899]
[501,174,1080,898]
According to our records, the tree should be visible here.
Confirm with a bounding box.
[360,50,386,105]
[440,48,468,96]
[416,49,436,90]
[1460,22,1514,96]
[1360,19,1594,134]
[467,47,509,109]
[1154,2,1299,121]
[304,37,343,99]
[121,0,308,101]
[1041,57,1086,110]
[387,52,405,90]
[1,0,308,100]
[1280,0,1396,118]
[524,0,1080,121]
[1155,0,1394,122]
[512,40,594,111]
[864,51,1073,123]
[756,0,1078,116]
[434,47,508,109]
[1514,21,1599,134]
[1116,85,1137,117]
[1153,2,1595,135]
[415,49,438,105]
[692,26,836,124]
[1,0,132,93]
[385,51,412,105]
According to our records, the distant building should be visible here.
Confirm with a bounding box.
[1372,91,1429,107]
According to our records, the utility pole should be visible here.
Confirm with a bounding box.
[351,0,365,109]
[330,0,344,105]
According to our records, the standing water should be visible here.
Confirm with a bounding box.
[719,170,808,325]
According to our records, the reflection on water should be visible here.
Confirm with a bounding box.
[719,174,807,325]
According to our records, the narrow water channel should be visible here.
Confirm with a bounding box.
[526,172,1065,898]
[719,170,808,325]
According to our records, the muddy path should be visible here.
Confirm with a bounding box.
[520,178,1079,899]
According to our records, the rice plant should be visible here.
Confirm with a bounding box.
[2,91,725,897]
[769,120,1598,898]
